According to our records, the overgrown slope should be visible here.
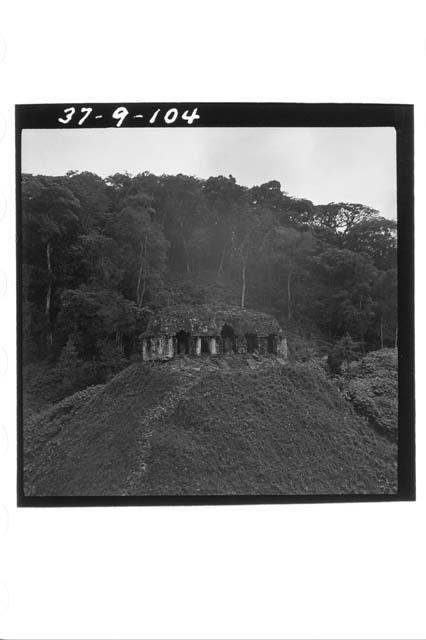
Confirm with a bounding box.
[342,348,398,441]
[24,357,397,496]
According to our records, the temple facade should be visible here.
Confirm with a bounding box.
[140,304,288,361]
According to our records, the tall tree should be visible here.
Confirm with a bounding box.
[270,227,313,323]
[311,202,379,235]
[343,216,397,270]
[105,193,168,308]
[22,175,81,350]
[309,248,378,345]
[374,268,397,348]
[203,175,248,276]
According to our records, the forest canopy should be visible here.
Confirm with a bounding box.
[21,170,397,394]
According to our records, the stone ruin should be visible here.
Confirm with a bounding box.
[140,304,288,361]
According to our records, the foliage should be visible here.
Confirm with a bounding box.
[327,333,361,374]
[23,359,397,496]
[21,170,397,400]
[341,348,398,441]
[54,337,86,395]
[144,303,282,337]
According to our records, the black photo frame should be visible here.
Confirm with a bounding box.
[16,102,415,507]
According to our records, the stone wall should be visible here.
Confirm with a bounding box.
[141,332,288,362]
[141,336,174,361]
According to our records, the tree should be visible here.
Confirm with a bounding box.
[311,202,379,235]
[55,287,140,359]
[309,248,378,346]
[54,337,85,394]
[229,204,275,309]
[66,171,111,232]
[203,175,248,275]
[328,333,360,374]
[21,169,398,402]
[22,175,81,351]
[158,175,207,273]
[105,194,168,308]
[270,227,313,323]
[374,269,397,348]
[343,216,397,270]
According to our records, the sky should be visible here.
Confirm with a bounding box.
[22,127,397,219]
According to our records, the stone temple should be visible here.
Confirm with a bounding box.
[140,304,287,361]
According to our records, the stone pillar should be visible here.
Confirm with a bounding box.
[188,336,196,356]
[195,337,201,356]
[167,336,174,358]
[216,336,222,355]
[142,338,147,361]
[157,336,164,357]
[209,337,217,355]
[277,337,288,360]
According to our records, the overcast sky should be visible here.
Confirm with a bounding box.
[22,127,397,219]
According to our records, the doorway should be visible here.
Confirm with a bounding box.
[246,333,259,353]
[221,324,236,354]
[267,334,275,354]
[176,331,190,355]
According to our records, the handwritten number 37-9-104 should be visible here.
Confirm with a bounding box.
[57,106,200,127]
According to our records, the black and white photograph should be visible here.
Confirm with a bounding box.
[1,2,424,639]
[17,104,413,502]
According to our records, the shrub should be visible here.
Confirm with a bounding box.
[341,348,397,440]
[54,337,86,395]
[327,333,360,374]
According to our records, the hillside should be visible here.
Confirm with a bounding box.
[24,356,397,497]
[341,348,398,441]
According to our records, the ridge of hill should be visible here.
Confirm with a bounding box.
[24,356,397,496]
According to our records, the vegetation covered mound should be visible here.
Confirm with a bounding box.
[342,348,398,441]
[24,358,397,496]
